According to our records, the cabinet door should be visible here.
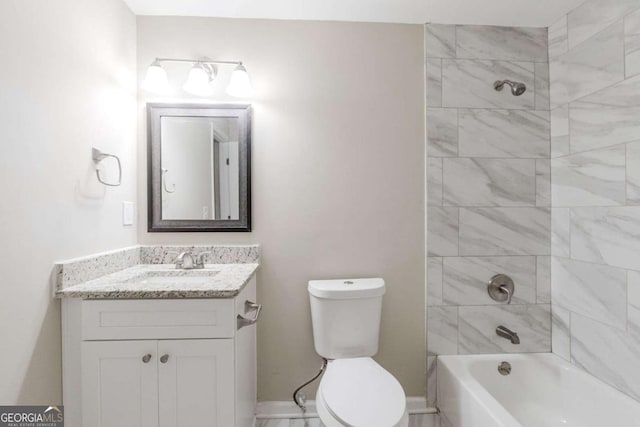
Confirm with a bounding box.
[158,339,234,427]
[82,341,158,427]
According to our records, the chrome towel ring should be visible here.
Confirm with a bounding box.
[92,147,122,187]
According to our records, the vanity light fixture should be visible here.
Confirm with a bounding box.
[142,58,253,98]
[183,62,217,96]
[226,63,253,98]
[141,60,169,94]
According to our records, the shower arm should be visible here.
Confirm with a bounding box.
[494,80,515,90]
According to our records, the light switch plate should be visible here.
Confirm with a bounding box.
[122,201,134,226]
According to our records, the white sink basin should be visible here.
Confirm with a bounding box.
[137,276,214,285]
[124,269,219,286]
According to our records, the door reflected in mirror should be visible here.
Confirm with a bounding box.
[160,116,240,221]
[148,104,251,232]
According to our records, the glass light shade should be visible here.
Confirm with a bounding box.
[183,64,214,96]
[141,62,169,94]
[226,64,253,98]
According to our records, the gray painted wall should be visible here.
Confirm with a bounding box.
[136,17,426,401]
[0,0,137,403]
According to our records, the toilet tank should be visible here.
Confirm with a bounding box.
[308,278,385,359]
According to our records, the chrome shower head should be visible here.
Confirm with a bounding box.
[494,80,527,96]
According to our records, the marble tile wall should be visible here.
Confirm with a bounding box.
[548,0,640,403]
[425,23,551,406]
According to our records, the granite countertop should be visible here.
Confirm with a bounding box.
[56,263,259,299]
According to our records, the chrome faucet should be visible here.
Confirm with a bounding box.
[175,251,196,269]
[496,325,520,344]
[175,251,211,269]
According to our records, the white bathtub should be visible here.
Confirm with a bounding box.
[437,353,640,427]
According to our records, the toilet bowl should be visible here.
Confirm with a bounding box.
[308,278,409,427]
[315,358,409,427]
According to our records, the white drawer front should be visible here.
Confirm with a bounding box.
[82,299,235,340]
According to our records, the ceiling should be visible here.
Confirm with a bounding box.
[123,0,587,27]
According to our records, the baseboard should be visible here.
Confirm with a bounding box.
[256,397,436,419]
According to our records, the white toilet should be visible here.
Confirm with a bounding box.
[308,278,409,427]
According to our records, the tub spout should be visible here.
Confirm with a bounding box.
[496,325,520,344]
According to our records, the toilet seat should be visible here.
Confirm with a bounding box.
[318,357,407,427]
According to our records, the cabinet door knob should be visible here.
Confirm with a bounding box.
[142,354,152,363]
[160,354,169,364]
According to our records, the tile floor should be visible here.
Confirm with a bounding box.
[256,414,439,427]
[255,419,320,427]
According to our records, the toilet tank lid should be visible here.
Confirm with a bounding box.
[308,278,385,299]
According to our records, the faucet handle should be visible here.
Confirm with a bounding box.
[499,284,514,304]
[195,251,212,268]
[488,274,515,304]
[174,253,183,268]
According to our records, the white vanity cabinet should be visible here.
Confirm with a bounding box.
[61,277,258,427]
[82,339,235,427]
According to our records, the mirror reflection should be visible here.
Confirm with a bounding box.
[161,116,240,221]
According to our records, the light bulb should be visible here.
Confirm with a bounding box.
[183,63,214,96]
[226,63,253,98]
[141,61,169,94]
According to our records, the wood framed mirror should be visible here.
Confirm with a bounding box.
[147,103,251,232]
